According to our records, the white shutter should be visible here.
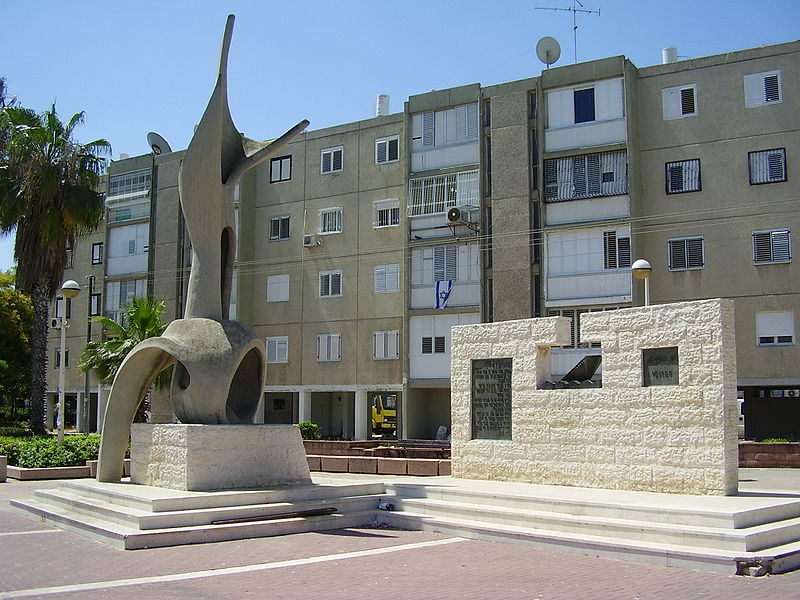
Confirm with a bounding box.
[267,274,289,302]
[756,311,794,345]
[376,140,387,163]
[422,112,434,147]
[374,267,387,294]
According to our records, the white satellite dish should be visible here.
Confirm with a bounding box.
[147,132,172,155]
[536,36,562,68]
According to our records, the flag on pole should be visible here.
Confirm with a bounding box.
[435,280,453,309]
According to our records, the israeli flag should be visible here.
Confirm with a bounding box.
[435,280,453,309]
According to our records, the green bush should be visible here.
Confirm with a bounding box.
[298,421,321,440]
[0,426,32,437]
[0,435,31,465]
[758,437,791,443]
[0,433,101,467]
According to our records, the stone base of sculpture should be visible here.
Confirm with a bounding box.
[130,423,311,491]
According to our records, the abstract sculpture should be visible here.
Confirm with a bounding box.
[96,15,309,482]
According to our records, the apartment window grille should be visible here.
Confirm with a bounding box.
[407,170,479,216]
[375,136,399,164]
[266,336,289,363]
[421,336,446,354]
[665,159,701,194]
[752,229,791,264]
[749,148,787,185]
[374,264,400,294]
[744,71,783,107]
[266,274,289,302]
[91,242,104,265]
[318,207,343,234]
[319,270,342,297]
[668,236,705,270]
[317,333,341,362]
[321,146,343,174]
[603,231,631,269]
[544,150,627,202]
[573,88,595,123]
[269,215,291,240]
[373,330,400,360]
[756,311,795,346]
[270,156,292,182]
[373,199,400,227]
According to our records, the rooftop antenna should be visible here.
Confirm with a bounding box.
[535,0,600,64]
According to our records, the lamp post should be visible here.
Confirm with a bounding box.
[57,280,81,446]
[631,259,652,307]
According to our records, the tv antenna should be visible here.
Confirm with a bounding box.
[535,0,600,64]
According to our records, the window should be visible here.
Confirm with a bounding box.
[411,103,479,149]
[375,136,399,164]
[91,242,104,265]
[266,336,289,363]
[320,146,343,174]
[55,349,69,369]
[753,229,791,264]
[65,247,74,269]
[756,311,795,346]
[662,84,697,119]
[319,270,342,297]
[548,307,617,349]
[407,170,479,216]
[665,159,701,194]
[317,333,341,361]
[603,231,631,269]
[266,274,289,302]
[108,169,150,196]
[421,336,446,354]
[373,199,400,228]
[749,148,787,185]
[318,208,343,234]
[270,156,292,182]
[89,293,102,317]
[668,237,705,270]
[268,215,290,240]
[374,264,400,294]
[434,246,457,282]
[744,71,782,107]
[54,297,72,319]
[544,150,627,202]
[373,330,400,360]
[573,88,595,123]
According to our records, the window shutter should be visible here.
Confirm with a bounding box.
[680,87,695,114]
[434,336,446,353]
[466,103,479,140]
[374,267,386,294]
[388,137,399,161]
[752,232,773,263]
[772,230,791,262]
[422,112,434,147]
[756,311,795,345]
[422,337,433,354]
[617,236,631,268]
[544,159,558,201]
[572,156,586,197]
[669,239,687,269]
[280,217,290,239]
[376,140,387,163]
[587,154,601,196]
[331,272,341,296]
[768,152,785,181]
[322,151,332,173]
[764,74,780,103]
[604,231,618,269]
[332,148,342,171]
[269,218,279,239]
[668,164,684,193]
[267,339,278,363]
[686,237,704,267]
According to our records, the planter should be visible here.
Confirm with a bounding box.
[0,455,6,483]
[7,464,91,480]
[739,441,800,468]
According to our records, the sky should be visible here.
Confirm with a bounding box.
[2,0,799,272]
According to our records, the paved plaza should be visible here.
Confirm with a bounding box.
[1,470,799,600]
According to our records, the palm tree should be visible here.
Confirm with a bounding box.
[79,296,169,422]
[0,99,110,433]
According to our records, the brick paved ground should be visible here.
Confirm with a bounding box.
[1,472,799,600]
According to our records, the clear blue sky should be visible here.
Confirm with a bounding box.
[2,0,798,272]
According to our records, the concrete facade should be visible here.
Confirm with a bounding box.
[451,299,738,495]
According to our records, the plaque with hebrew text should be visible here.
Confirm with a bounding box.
[472,358,513,440]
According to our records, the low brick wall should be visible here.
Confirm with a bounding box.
[303,440,450,459]
[307,455,450,476]
[739,442,800,468]
[0,455,6,483]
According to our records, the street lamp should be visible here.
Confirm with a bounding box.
[57,279,81,446]
[631,259,652,307]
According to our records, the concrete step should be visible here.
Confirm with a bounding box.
[377,509,800,575]
[384,482,800,529]
[31,487,381,530]
[391,496,800,553]
[13,497,379,550]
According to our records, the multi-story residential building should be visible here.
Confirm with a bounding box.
[47,40,799,440]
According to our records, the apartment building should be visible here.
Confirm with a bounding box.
[47,40,799,440]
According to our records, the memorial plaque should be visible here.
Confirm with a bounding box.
[642,347,679,386]
[472,358,513,440]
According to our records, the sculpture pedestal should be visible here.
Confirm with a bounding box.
[130,424,311,491]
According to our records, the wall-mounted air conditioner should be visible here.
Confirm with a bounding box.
[445,205,478,225]
[303,234,321,247]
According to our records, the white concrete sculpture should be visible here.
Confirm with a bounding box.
[96,15,309,482]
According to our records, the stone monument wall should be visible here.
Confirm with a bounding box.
[450,299,739,495]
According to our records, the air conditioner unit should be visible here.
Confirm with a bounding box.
[786,389,799,398]
[446,207,465,224]
[51,318,62,329]
[303,234,321,247]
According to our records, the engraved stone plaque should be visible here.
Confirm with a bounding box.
[472,358,513,440]
[642,347,679,386]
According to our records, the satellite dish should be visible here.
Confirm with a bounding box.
[536,36,562,68]
[147,132,172,155]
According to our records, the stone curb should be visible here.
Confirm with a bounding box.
[307,455,450,476]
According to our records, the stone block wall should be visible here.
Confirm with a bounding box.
[451,299,739,496]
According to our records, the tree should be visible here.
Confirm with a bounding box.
[0,95,110,433]
[79,296,169,422]
[0,271,33,425]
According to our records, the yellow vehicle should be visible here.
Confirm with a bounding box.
[371,394,397,437]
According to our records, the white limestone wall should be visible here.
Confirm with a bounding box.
[451,299,738,496]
